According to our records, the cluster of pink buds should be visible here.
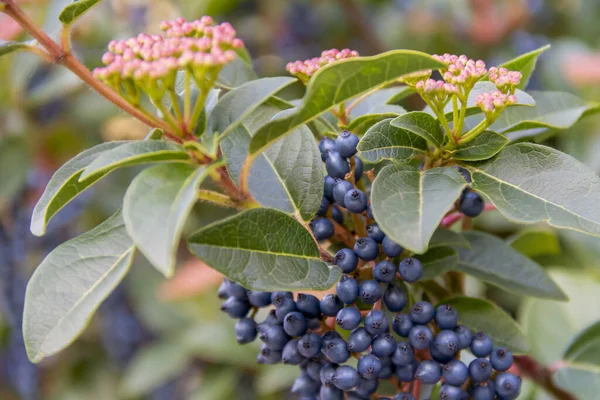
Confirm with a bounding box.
[475,90,517,114]
[399,69,432,86]
[433,54,487,88]
[415,79,458,104]
[286,48,359,83]
[488,67,522,93]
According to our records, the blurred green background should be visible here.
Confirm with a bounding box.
[1,0,600,399]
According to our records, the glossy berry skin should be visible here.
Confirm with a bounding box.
[392,314,413,337]
[392,342,415,366]
[470,332,494,357]
[429,343,455,364]
[354,157,364,181]
[439,384,466,400]
[263,309,281,326]
[320,294,344,317]
[317,196,330,216]
[333,365,360,390]
[275,297,297,321]
[359,280,383,304]
[334,248,358,273]
[378,358,394,379]
[324,175,336,201]
[366,224,385,243]
[366,204,374,220]
[333,179,353,206]
[247,291,272,307]
[354,237,379,261]
[382,236,403,257]
[394,394,416,400]
[259,325,289,350]
[281,339,303,365]
[409,325,433,350]
[410,301,435,325]
[322,330,342,342]
[335,130,360,157]
[319,137,336,161]
[332,205,344,225]
[415,360,442,384]
[364,309,388,336]
[358,354,382,380]
[472,383,495,400]
[469,358,493,382]
[292,372,320,395]
[443,360,469,386]
[435,304,459,330]
[271,291,293,305]
[320,363,337,386]
[297,333,322,358]
[326,150,351,179]
[259,344,282,364]
[226,282,248,299]
[336,307,362,330]
[345,189,368,213]
[459,189,484,217]
[434,330,460,356]
[347,328,372,353]
[235,318,257,344]
[355,377,379,397]
[296,293,321,318]
[221,296,250,318]
[396,362,417,382]
[305,360,323,381]
[383,284,407,312]
[320,385,344,400]
[495,373,521,399]
[283,311,308,337]
[373,260,396,283]
[322,338,351,364]
[217,279,231,299]
[491,347,514,372]
[372,333,397,357]
[399,257,423,283]
[455,324,473,349]
[310,217,334,241]
[336,275,359,304]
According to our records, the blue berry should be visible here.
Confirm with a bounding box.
[357,354,382,380]
[491,347,514,372]
[310,217,334,241]
[225,282,248,299]
[459,189,484,217]
[296,293,321,318]
[366,204,374,220]
[435,304,459,330]
[271,291,293,305]
[326,150,351,179]
[284,311,308,337]
[409,301,435,325]
[434,330,460,356]
[355,377,379,397]
[364,310,388,336]
[495,373,521,398]
[259,325,289,350]
[263,309,281,326]
[297,333,322,358]
[373,260,396,283]
[319,137,336,161]
[354,237,379,261]
[336,307,362,330]
[470,332,493,357]
[392,314,413,337]
[247,291,272,307]
[359,280,383,304]
[455,324,473,349]
[333,179,353,206]
[392,342,415,366]
[382,236,403,257]
[217,279,231,299]
[320,294,344,316]
[336,275,359,304]
[415,360,442,384]
[378,358,394,379]
[383,284,407,312]
[409,325,433,350]
[281,339,303,365]
[439,384,466,400]
[333,365,360,390]
[220,296,250,318]
[292,372,320,396]
[235,318,257,344]
[304,361,322,382]
[275,297,297,321]
[473,383,495,400]
[322,330,342,341]
[322,338,351,363]
[366,223,385,242]
[399,257,423,282]
[469,358,493,382]
[394,394,416,400]
[354,157,364,181]
[332,205,344,224]
[396,361,417,382]
[335,130,359,157]
[320,385,344,400]
[371,333,397,357]
[443,360,469,386]
[324,176,336,201]
[317,196,330,216]
[320,363,337,386]
[429,342,455,364]
[344,189,368,213]
[334,248,358,273]
[348,328,372,353]
[259,344,282,364]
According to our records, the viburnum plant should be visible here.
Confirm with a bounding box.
[3,1,600,399]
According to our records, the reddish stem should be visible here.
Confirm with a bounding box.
[442,203,496,228]
[514,356,575,400]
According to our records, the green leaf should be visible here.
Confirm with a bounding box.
[507,229,560,258]
[416,246,459,280]
[371,164,467,253]
[216,57,257,89]
[31,141,125,236]
[445,296,529,353]
[0,136,30,210]
[455,231,566,300]
[346,108,406,136]
[553,364,600,400]
[248,50,445,156]
[187,208,341,291]
[79,140,191,181]
[386,86,415,105]
[208,77,297,139]
[356,118,428,163]
[429,229,471,249]
[453,131,509,161]
[145,129,164,140]
[464,143,600,238]
[123,163,215,277]
[496,45,551,90]
[391,111,444,148]
[23,212,135,363]
[58,0,103,24]
[564,321,600,365]
[0,40,32,57]
[347,87,408,119]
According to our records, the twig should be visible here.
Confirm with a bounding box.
[442,203,496,228]
[514,356,576,400]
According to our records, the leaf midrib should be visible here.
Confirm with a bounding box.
[192,242,320,260]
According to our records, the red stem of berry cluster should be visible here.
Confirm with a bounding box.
[442,202,496,228]
[514,356,575,400]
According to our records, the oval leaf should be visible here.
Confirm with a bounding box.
[507,229,560,258]
[453,131,509,161]
[248,50,445,156]
[564,321,600,365]
[456,231,566,300]
[371,164,467,253]
[554,364,600,400]
[23,212,135,363]
[357,118,428,163]
[416,246,459,280]
[187,208,341,291]
[391,111,444,148]
[58,0,103,24]
[429,229,470,250]
[496,45,550,90]
[445,296,530,353]
[216,57,257,90]
[123,163,214,277]
[464,143,600,238]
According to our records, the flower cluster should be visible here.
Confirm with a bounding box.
[488,67,523,94]
[399,69,432,86]
[286,48,359,83]
[433,54,488,88]
[415,79,459,104]
[475,91,517,114]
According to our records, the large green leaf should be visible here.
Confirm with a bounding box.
[79,140,191,181]
[553,364,600,400]
[371,164,467,253]
[23,212,135,363]
[216,57,257,89]
[429,229,470,249]
[445,296,529,353]
[417,246,459,280]
[248,50,445,155]
[346,109,406,136]
[0,40,33,57]
[391,111,444,148]
[58,0,103,24]
[563,321,600,366]
[357,118,428,163]
[187,208,341,291]
[453,131,509,161]
[495,45,550,90]
[0,136,30,210]
[507,229,560,258]
[455,231,566,300]
[123,163,215,277]
[221,105,324,221]
[30,141,125,236]
[464,143,600,238]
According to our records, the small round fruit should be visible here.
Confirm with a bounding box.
[399,257,423,282]
[459,189,484,217]
[335,130,360,158]
[324,175,336,201]
[469,358,493,382]
[335,307,362,330]
[415,360,442,384]
[317,196,330,216]
[409,301,435,325]
[409,325,433,350]
[283,311,308,337]
[320,294,344,317]
[383,284,407,312]
[455,324,473,349]
[247,291,272,307]
[495,373,521,399]
[372,333,397,357]
[490,347,514,372]
[354,237,379,261]
[470,332,494,357]
[382,236,404,257]
[364,309,388,336]
[354,157,364,181]
[332,179,353,206]
[366,223,385,242]
[392,313,413,337]
[358,354,382,380]
[435,304,459,330]
[333,366,360,391]
[373,260,397,283]
[297,333,322,358]
[348,327,372,353]
[442,360,469,386]
[319,137,336,161]
[434,330,460,357]
[235,318,257,344]
[322,338,351,364]
[344,189,368,213]
[310,218,334,241]
[334,248,358,273]
[336,275,359,304]
[392,342,415,366]
[359,280,383,305]
[326,150,350,179]
[220,296,250,318]
[296,293,321,318]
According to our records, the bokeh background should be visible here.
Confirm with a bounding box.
[1,0,600,399]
